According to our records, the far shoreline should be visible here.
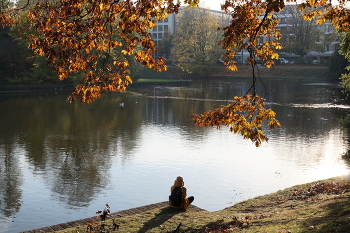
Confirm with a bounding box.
[0,64,333,94]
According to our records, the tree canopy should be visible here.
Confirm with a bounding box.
[0,0,200,102]
[1,0,349,146]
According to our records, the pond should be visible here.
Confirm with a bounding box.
[1,77,350,232]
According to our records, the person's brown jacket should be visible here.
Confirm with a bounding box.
[169,179,189,210]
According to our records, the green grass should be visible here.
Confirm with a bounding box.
[55,176,350,233]
[264,65,329,80]
[140,64,331,81]
[136,79,186,82]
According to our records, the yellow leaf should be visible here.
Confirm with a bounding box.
[271,53,279,59]
[125,75,133,84]
[275,44,282,50]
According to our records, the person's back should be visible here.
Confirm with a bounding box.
[169,176,194,210]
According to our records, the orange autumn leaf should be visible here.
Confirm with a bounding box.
[191,95,281,147]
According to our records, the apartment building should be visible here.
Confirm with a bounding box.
[151,14,176,47]
[151,5,338,64]
[151,8,229,47]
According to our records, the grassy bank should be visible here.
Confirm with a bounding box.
[55,176,350,232]
[0,65,332,93]
[141,64,331,81]
[209,64,330,80]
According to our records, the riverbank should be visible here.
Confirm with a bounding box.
[0,65,332,93]
[141,64,331,81]
[23,175,350,233]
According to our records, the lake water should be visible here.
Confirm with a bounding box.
[1,77,350,232]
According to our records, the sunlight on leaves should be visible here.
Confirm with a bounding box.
[191,95,281,147]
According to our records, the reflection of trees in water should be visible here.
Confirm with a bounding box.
[341,125,350,167]
[138,81,350,171]
[46,148,111,207]
[271,84,349,170]
[342,152,350,168]
[0,92,144,208]
[35,93,144,206]
[0,141,22,217]
[138,81,347,145]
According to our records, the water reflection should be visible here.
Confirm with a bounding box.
[0,93,146,208]
[0,142,23,218]
[0,78,349,232]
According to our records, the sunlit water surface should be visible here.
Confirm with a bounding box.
[1,78,350,232]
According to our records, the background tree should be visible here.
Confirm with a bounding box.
[172,7,221,74]
[278,5,323,57]
[0,0,12,10]
[327,43,348,81]
[0,13,69,85]
[157,33,173,61]
[0,27,31,84]
[339,31,350,92]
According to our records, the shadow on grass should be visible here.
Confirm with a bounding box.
[137,207,185,233]
[300,197,350,233]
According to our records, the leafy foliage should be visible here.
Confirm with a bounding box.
[327,44,348,81]
[29,0,168,102]
[157,34,173,60]
[1,0,194,102]
[291,181,350,199]
[192,95,281,147]
[0,27,32,83]
[340,31,350,93]
[220,0,283,70]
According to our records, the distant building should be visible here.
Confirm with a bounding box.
[151,8,229,47]
[152,14,176,47]
[152,5,338,64]
[264,5,339,63]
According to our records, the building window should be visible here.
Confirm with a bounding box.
[158,33,163,39]
[153,27,157,32]
[325,24,330,33]
[164,18,168,23]
[158,25,163,31]
[259,36,264,44]
[164,25,168,31]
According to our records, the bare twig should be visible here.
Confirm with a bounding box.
[173,222,182,233]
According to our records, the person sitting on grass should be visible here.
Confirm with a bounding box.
[169,176,194,210]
